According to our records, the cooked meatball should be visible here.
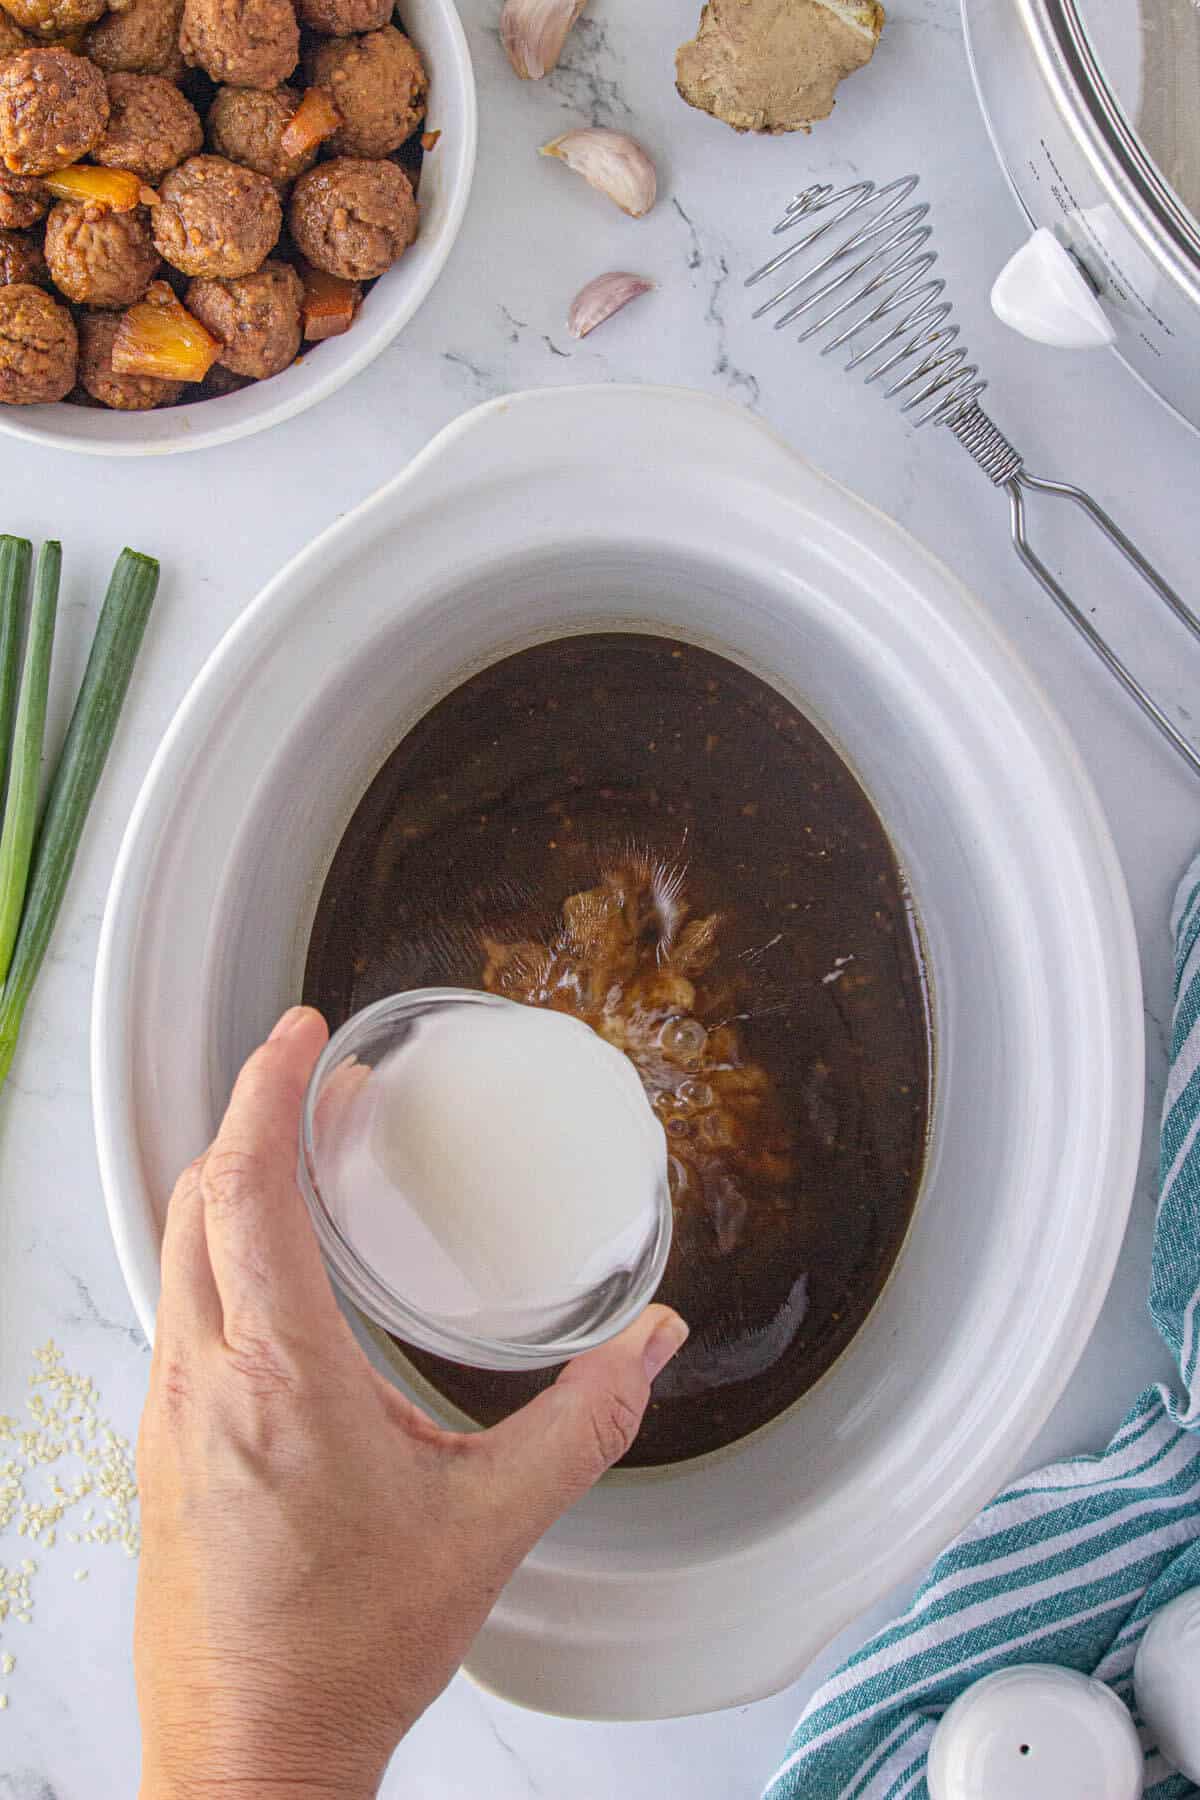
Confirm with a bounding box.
[0,48,108,175]
[197,356,250,395]
[77,304,182,406]
[0,279,74,400]
[86,0,185,77]
[296,0,388,37]
[308,24,424,159]
[0,0,106,42]
[94,71,202,180]
[0,11,34,54]
[0,167,45,226]
[0,222,44,282]
[288,155,414,280]
[152,152,280,276]
[180,0,298,90]
[45,198,156,302]
[206,82,313,191]
[185,256,299,377]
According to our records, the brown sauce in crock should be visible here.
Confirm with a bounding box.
[303,634,930,1465]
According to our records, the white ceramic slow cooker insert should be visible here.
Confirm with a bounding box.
[92,386,1143,1719]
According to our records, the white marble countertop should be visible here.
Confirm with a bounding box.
[2,0,1199,1793]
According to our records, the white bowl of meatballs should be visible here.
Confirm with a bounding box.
[0,0,475,453]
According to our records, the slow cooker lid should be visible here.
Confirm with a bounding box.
[1059,0,1200,253]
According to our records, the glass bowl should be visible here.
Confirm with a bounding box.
[298,989,673,1370]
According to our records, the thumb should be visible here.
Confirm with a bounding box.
[477,1304,688,1554]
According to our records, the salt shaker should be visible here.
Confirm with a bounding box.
[927,1663,1144,1799]
[1134,1586,1200,1782]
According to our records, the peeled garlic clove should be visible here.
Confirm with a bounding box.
[568,272,654,339]
[500,0,587,80]
[541,128,658,218]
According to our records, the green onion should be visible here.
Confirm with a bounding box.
[0,537,31,810]
[0,548,158,1090]
[0,541,59,988]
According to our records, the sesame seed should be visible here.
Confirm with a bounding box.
[0,1343,139,1706]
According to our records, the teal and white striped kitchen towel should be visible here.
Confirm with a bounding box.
[765,852,1200,1800]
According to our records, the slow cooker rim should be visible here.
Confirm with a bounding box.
[1054,0,1200,260]
[1015,0,1200,301]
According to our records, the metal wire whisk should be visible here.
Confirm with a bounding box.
[747,175,1200,778]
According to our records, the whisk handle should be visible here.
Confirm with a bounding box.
[941,401,1200,778]
[1006,476,1200,780]
[1015,470,1200,652]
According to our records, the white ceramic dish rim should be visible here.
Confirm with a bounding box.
[91,385,1144,1718]
[0,0,476,458]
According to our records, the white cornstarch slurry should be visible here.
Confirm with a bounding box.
[323,999,668,1343]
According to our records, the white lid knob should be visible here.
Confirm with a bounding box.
[927,1663,1144,1799]
[1134,1587,1200,1781]
[990,228,1117,350]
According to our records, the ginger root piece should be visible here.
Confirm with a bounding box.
[675,0,884,135]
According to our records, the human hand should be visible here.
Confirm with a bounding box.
[135,1006,687,1800]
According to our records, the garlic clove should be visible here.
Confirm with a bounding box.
[541,128,658,218]
[500,0,587,80]
[568,272,654,339]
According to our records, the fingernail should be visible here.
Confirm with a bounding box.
[269,1006,308,1042]
[643,1313,689,1381]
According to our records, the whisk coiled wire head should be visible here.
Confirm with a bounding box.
[747,173,1200,779]
[747,176,989,428]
